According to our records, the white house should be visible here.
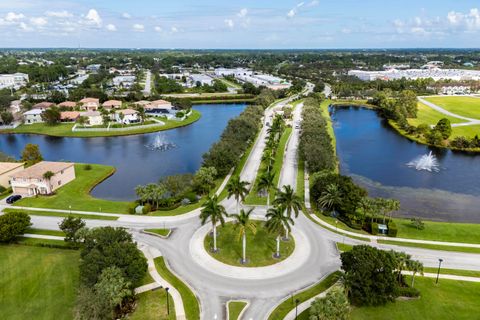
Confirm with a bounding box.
[79,111,103,126]
[115,109,139,124]
[23,109,44,124]
[0,73,29,90]
[145,99,176,118]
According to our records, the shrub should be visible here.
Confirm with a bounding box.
[0,211,32,242]
[371,222,379,235]
[388,221,398,237]
[142,203,152,214]
[0,185,6,193]
[175,111,185,118]
[397,286,420,298]
[84,164,92,170]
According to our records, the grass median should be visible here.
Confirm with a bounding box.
[228,301,247,320]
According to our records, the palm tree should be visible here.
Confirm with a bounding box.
[274,185,302,240]
[407,259,424,288]
[226,176,249,215]
[266,206,294,258]
[258,171,276,210]
[42,171,55,194]
[318,184,342,216]
[262,149,276,172]
[393,251,411,284]
[200,195,228,253]
[231,208,256,264]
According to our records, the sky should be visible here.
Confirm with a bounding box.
[0,0,479,49]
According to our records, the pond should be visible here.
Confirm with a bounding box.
[333,106,480,223]
[0,104,246,201]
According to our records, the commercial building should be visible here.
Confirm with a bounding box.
[348,68,480,82]
[188,74,214,87]
[0,73,29,90]
[0,162,24,188]
[9,161,76,196]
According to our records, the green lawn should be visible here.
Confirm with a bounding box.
[267,271,341,320]
[145,228,171,237]
[15,163,131,214]
[449,124,480,138]
[204,221,295,267]
[154,257,200,320]
[0,244,79,320]
[26,228,66,237]
[16,237,73,249]
[228,301,247,320]
[130,290,176,320]
[378,240,480,254]
[2,110,201,138]
[138,269,155,286]
[424,96,480,120]
[336,242,353,252]
[408,102,466,127]
[350,277,480,320]
[4,208,119,221]
[423,267,480,278]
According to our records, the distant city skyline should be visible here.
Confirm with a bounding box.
[0,0,480,48]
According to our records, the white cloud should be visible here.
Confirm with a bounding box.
[287,2,308,18]
[30,17,48,27]
[106,24,117,31]
[133,23,144,32]
[154,26,162,32]
[85,9,102,26]
[171,26,178,33]
[224,19,234,29]
[307,0,319,7]
[5,12,25,22]
[19,22,32,31]
[237,8,248,18]
[45,10,72,18]
[287,9,296,18]
[122,13,131,19]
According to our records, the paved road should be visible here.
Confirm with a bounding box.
[418,96,480,124]
[143,70,152,96]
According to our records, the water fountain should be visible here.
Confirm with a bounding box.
[406,151,440,172]
[145,134,176,151]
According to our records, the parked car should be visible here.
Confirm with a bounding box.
[6,195,22,204]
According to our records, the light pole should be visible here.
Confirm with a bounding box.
[295,298,299,319]
[165,287,170,315]
[436,258,443,284]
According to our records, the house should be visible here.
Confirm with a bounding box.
[0,162,24,188]
[79,111,103,126]
[58,101,77,109]
[23,109,44,124]
[134,100,151,107]
[60,111,80,122]
[115,109,139,124]
[9,161,75,196]
[112,76,136,88]
[86,64,101,73]
[102,100,122,110]
[32,102,54,110]
[79,98,100,111]
[145,99,176,118]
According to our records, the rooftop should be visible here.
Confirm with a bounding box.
[0,162,23,175]
[10,161,74,179]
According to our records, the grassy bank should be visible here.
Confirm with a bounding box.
[5,208,119,220]
[14,163,131,214]
[1,110,201,138]
[154,257,200,320]
[378,240,480,254]
[423,96,480,120]
[0,244,79,320]
[228,301,247,320]
[267,271,341,320]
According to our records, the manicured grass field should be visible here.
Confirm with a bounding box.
[424,96,480,120]
[130,290,176,320]
[154,257,200,320]
[204,221,295,267]
[5,208,119,220]
[378,240,480,254]
[0,244,79,320]
[145,228,171,237]
[228,301,247,320]
[408,102,466,126]
[267,271,341,320]
[449,124,480,138]
[423,267,480,278]
[16,237,73,248]
[2,110,201,138]
[15,163,131,214]
[350,277,480,320]
[26,228,66,237]
[336,242,353,252]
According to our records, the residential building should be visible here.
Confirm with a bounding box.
[32,102,54,110]
[60,111,80,122]
[0,162,24,188]
[115,109,139,124]
[86,64,101,73]
[145,99,176,118]
[0,73,29,90]
[112,75,136,88]
[58,101,77,109]
[79,98,100,111]
[102,100,122,110]
[79,111,103,126]
[9,161,76,196]
[9,100,22,113]
[23,109,44,124]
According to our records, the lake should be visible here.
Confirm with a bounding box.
[333,106,480,223]
[0,104,246,201]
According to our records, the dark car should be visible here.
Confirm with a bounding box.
[6,195,22,204]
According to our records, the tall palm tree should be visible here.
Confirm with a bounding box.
[392,251,411,284]
[266,206,294,258]
[318,184,342,215]
[274,185,302,240]
[226,176,249,215]
[407,259,424,288]
[262,149,276,172]
[42,171,55,194]
[200,195,228,253]
[258,171,276,210]
[231,208,256,264]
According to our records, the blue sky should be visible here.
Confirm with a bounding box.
[0,0,479,48]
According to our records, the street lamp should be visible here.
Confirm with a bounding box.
[436,258,443,284]
[165,287,170,315]
[295,298,300,319]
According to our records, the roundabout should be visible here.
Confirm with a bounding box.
[203,220,295,267]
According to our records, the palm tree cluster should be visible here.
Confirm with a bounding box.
[200,176,303,263]
[392,251,424,288]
